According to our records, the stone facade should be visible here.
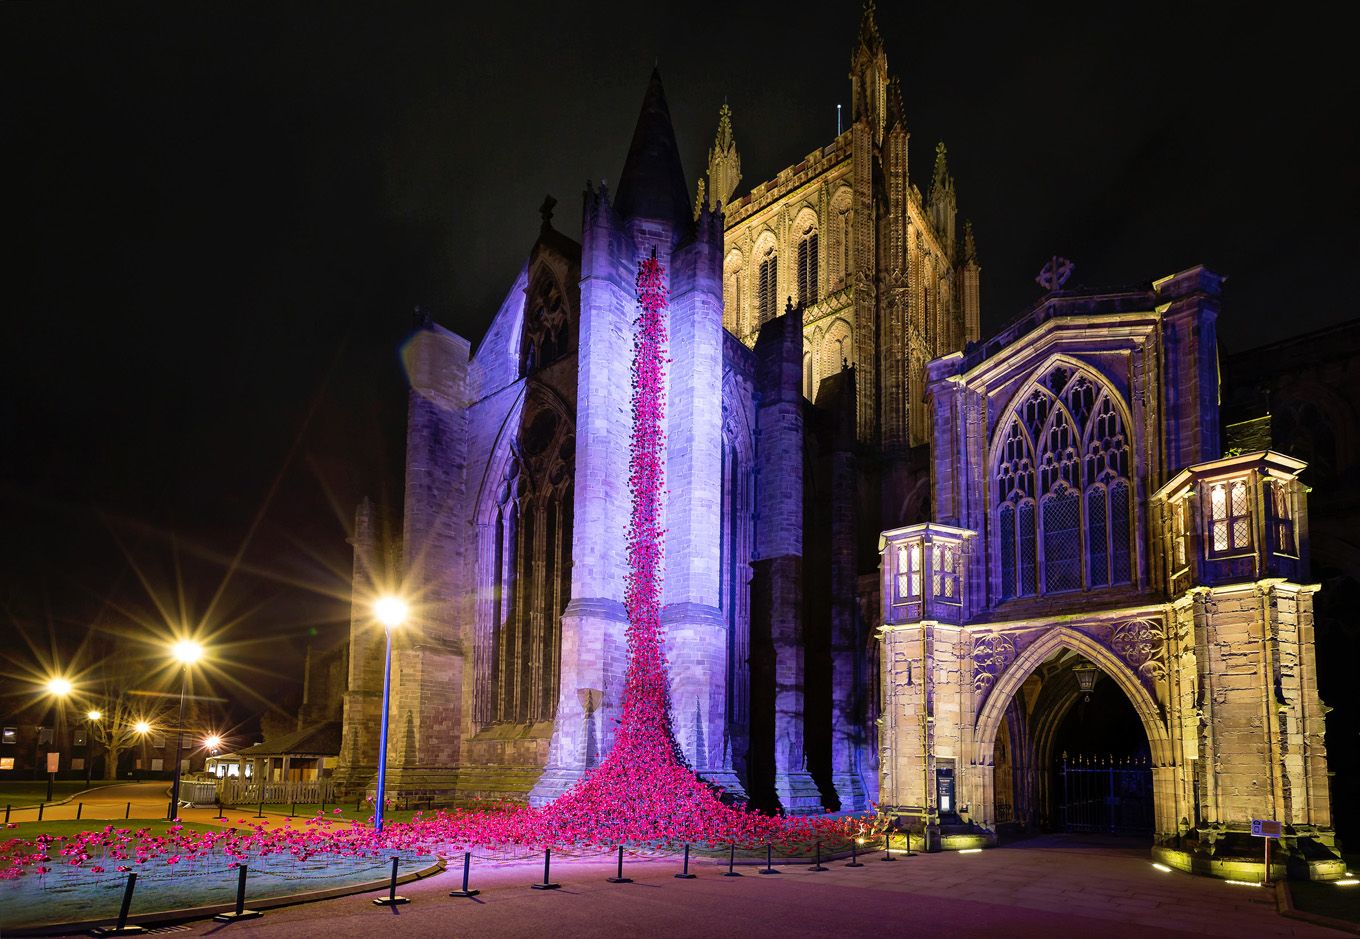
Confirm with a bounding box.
[337,4,976,816]
[875,268,1341,877]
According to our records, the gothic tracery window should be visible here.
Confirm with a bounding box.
[994,364,1135,599]
[477,405,575,726]
[520,273,570,376]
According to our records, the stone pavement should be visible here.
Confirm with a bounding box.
[42,833,1341,938]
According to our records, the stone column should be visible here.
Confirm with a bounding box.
[751,306,821,813]
[662,210,746,798]
[386,323,470,792]
[531,188,637,804]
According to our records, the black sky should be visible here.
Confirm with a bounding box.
[4,2,1357,725]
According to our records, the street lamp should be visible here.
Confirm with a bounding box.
[85,709,103,786]
[42,677,73,801]
[372,595,408,832]
[167,639,204,819]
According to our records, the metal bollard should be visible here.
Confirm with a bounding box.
[674,843,696,876]
[37,802,44,822]
[882,830,896,862]
[77,802,83,820]
[809,841,828,872]
[723,842,742,877]
[449,851,479,898]
[257,797,265,819]
[90,871,144,936]
[3,804,8,825]
[759,843,779,874]
[372,855,410,906]
[846,839,863,867]
[125,801,131,819]
[214,864,262,921]
[290,799,296,818]
[607,844,632,884]
[216,796,225,821]
[530,847,561,890]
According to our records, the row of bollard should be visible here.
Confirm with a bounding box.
[3,801,132,825]
[88,834,910,931]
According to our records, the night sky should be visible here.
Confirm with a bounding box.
[4,3,1356,728]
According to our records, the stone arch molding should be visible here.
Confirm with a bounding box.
[973,624,1172,767]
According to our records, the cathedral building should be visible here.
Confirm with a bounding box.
[334,3,1339,875]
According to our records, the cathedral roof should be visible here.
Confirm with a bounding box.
[614,68,693,233]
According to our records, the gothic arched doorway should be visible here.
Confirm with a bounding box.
[976,627,1171,842]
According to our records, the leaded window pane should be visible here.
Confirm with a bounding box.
[1019,501,1038,597]
[1042,489,1081,593]
[1111,481,1132,584]
[999,504,1017,601]
[1087,487,1109,588]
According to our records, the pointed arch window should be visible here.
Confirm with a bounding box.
[757,249,778,323]
[992,364,1136,600]
[797,226,819,307]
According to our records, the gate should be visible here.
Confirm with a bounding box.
[1058,753,1153,834]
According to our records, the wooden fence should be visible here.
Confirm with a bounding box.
[217,777,339,805]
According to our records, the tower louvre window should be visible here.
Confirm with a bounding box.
[797,228,819,307]
[758,252,778,323]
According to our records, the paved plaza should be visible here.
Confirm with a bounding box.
[30,831,1340,938]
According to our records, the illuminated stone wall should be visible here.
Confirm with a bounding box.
[875,270,1339,874]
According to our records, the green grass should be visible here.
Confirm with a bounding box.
[0,819,220,844]
[217,802,427,825]
[1289,853,1360,925]
[0,781,120,807]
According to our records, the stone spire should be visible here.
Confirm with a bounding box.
[963,219,978,264]
[929,141,957,253]
[849,0,888,142]
[698,101,742,215]
[614,67,693,234]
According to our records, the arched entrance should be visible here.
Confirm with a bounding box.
[974,626,1173,840]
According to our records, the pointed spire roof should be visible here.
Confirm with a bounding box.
[614,68,692,232]
[931,141,951,196]
[857,0,883,54]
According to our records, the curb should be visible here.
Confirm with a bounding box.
[4,857,448,936]
[1276,879,1360,935]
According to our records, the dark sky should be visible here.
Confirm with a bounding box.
[4,2,1356,727]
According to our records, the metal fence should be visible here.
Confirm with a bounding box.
[1057,753,1153,834]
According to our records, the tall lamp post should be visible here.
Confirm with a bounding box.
[44,677,73,802]
[372,596,408,833]
[84,709,102,786]
[167,639,204,820]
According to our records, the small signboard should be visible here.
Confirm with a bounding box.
[1251,818,1282,838]
[45,752,59,774]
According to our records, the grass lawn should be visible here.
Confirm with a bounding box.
[0,781,120,807]
[234,802,424,824]
[1289,852,1360,925]
[0,819,220,844]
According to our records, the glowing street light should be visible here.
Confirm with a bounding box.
[204,734,222,752]
[372,595,408,833]
[167,637,206,819]
[84,708,103,786]
[171,639,204,665]
[133,720,152,736]
[41,677,74,801]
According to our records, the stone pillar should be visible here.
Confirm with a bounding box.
[751,305,820,813]
[335,499,383,787]
[662,209,746,798]
[1154,266,1222,473]
[826,373,868,810]
[385,323,470,791]
[531,186,637,804]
